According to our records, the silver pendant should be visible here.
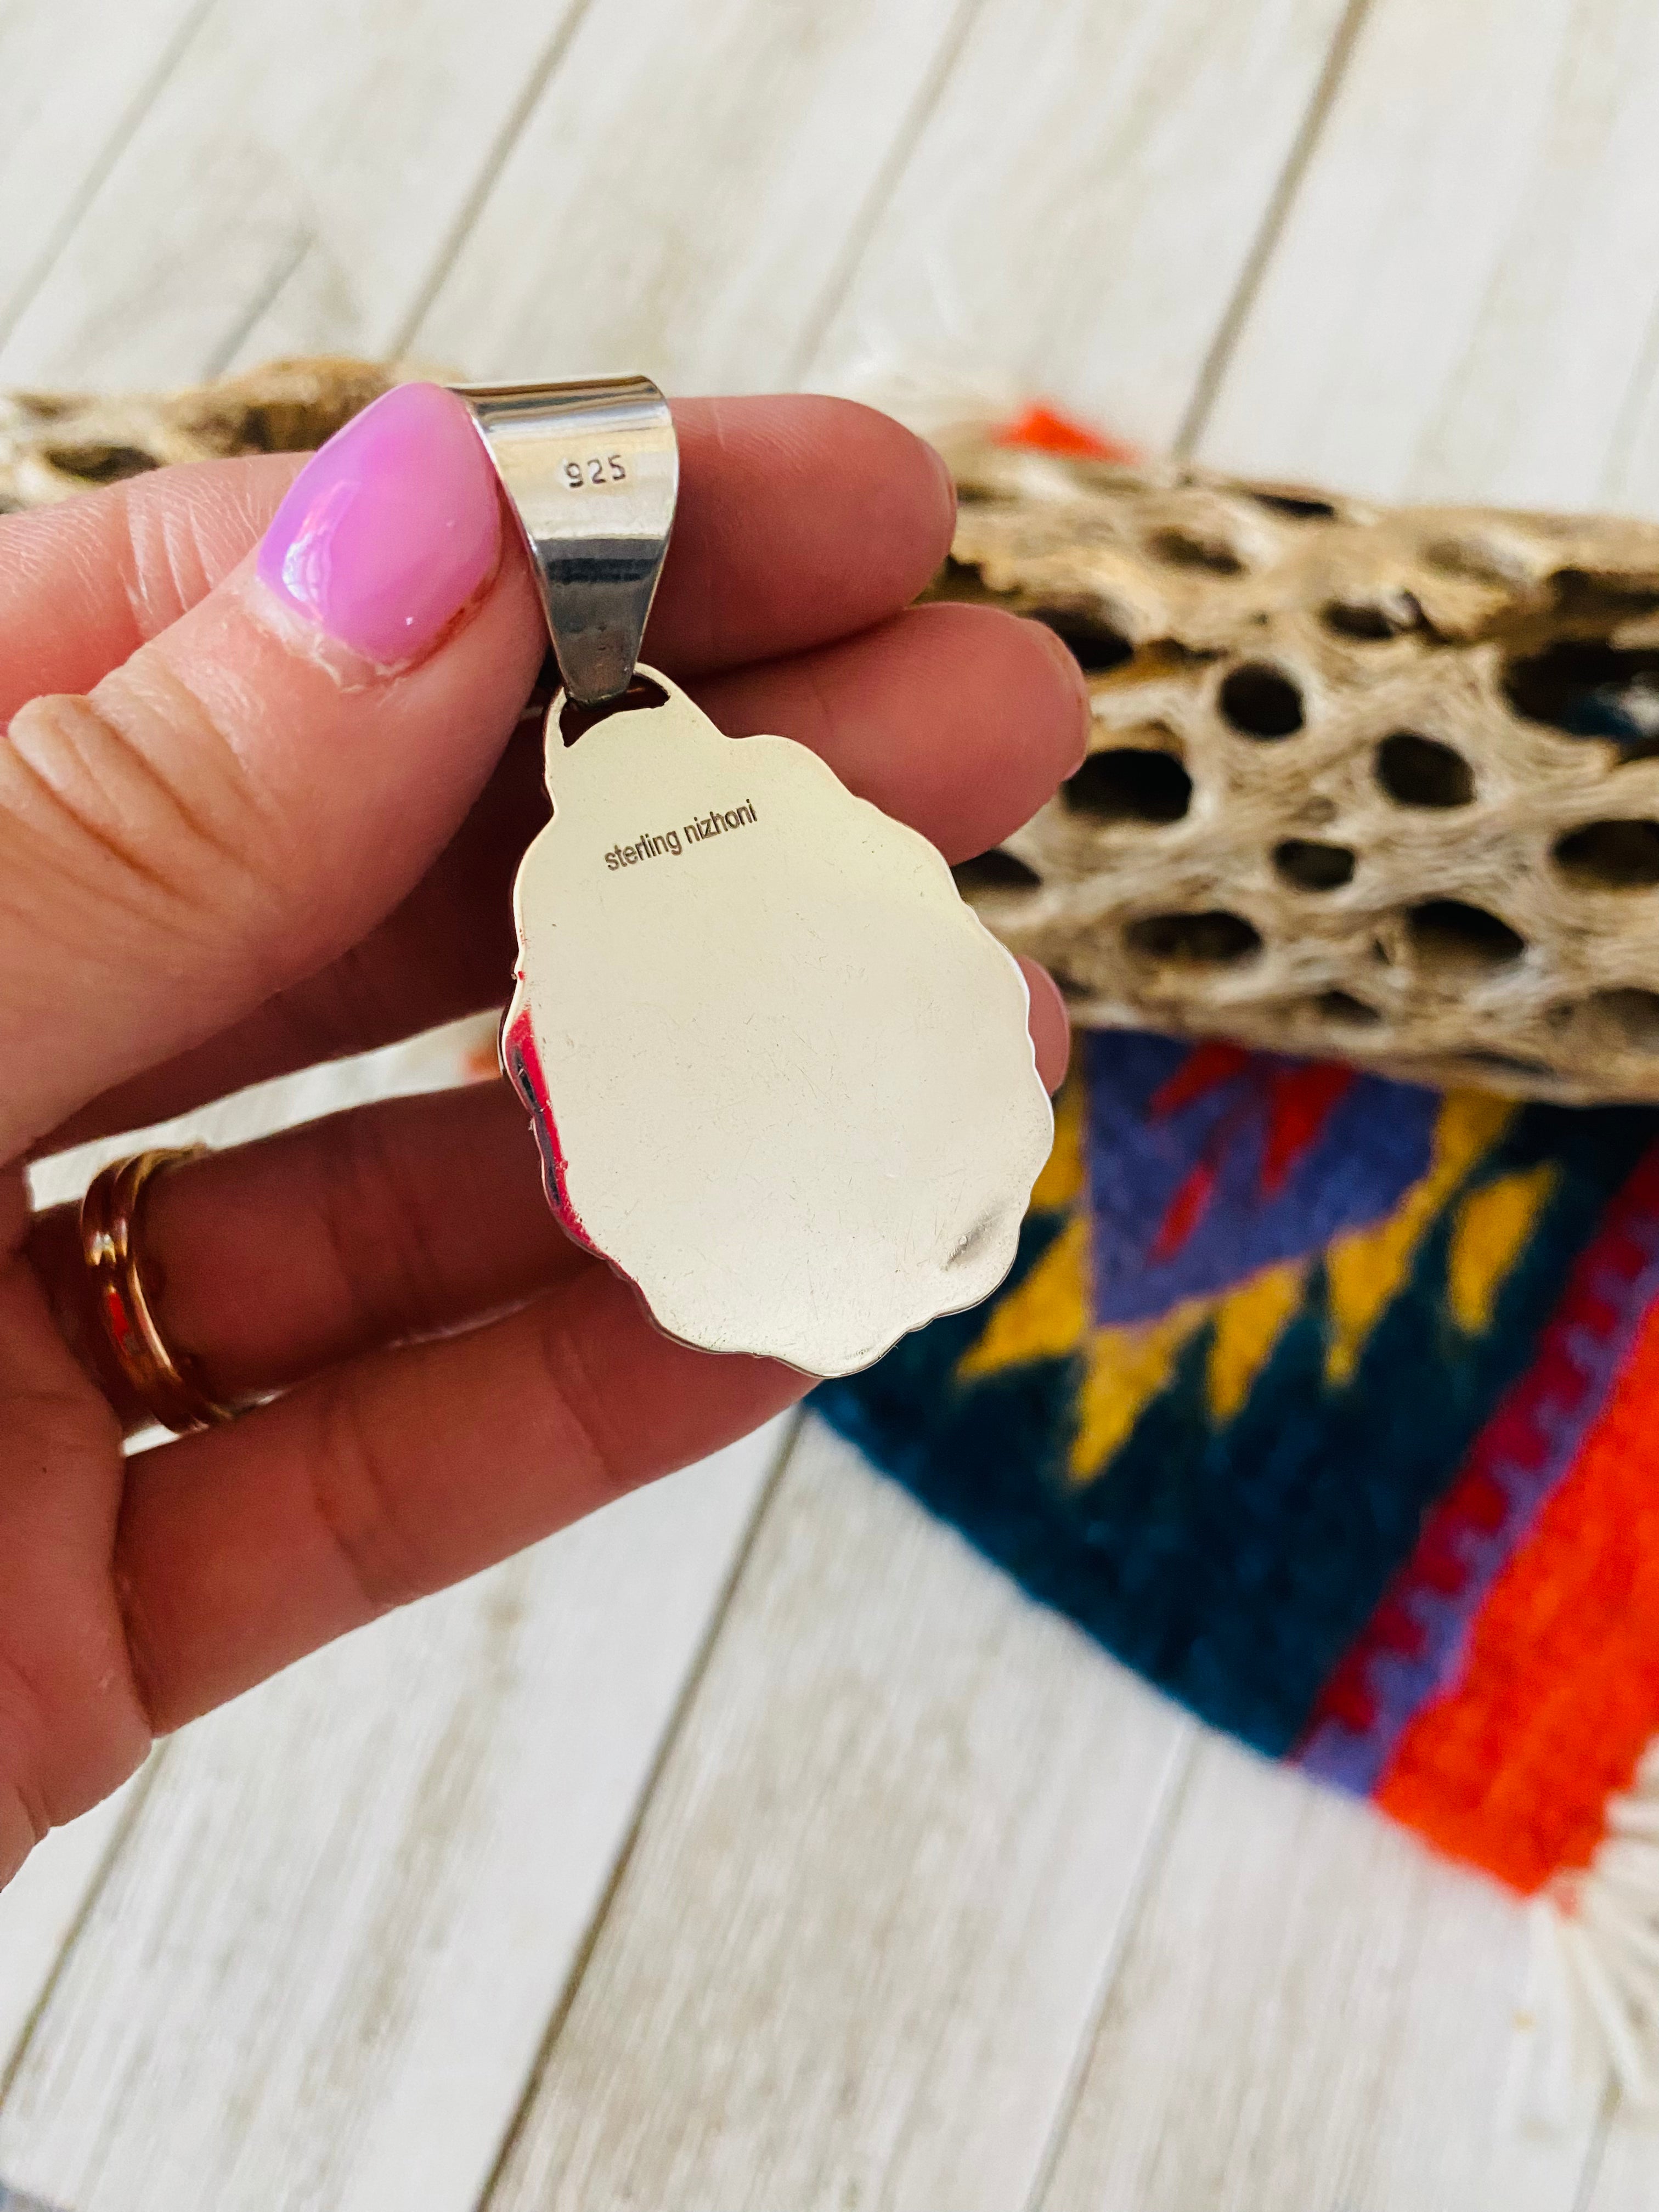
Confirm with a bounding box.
[456,378,1053,1377]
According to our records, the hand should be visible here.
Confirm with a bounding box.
[0,384,1085,1884]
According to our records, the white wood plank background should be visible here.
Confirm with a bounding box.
[0,0,593,386]
[1200,0,1659,509]
[0,1426,788,2212]
[1038,1738,1596,2212]
[488,1420,1193,2212]
[0,1782,144,2084]
[809,0,1358,447]
[410,0,980,391]
[2,0,1658,2205]
[0,0,210,353]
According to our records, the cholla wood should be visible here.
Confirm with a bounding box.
[0,357,396,507]
[936,433,1659,1104]
[11,360,1659,1103]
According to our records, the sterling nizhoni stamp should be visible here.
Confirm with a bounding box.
[604,799,757,870]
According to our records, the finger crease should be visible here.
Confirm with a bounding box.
[529,1285,631,1502]
[114,656,289,873]
[319,1109,450,1344]
[4,708,184,909]
[305,1369,434,1617]
[4,686,267,929]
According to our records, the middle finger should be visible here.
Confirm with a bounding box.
[47,601,1086,1151]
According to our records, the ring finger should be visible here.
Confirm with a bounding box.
[30,1079,566,1432]
[32,957,1068,1434]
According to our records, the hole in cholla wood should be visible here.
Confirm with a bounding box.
[44,442,159,483]
[1577,986,1659,1049]
[1323,590,1422,640]
[1148,527,1243,576]
[1246,488,1338,521]
[1032,610,1134,675]
[1375,731,1475,809]
[1125,911,1262,967]
[1218,662,1304,739]
[1273,839,1356,892]
[1406,900,1525,976]
[1505,640,1659,753]
[1311,989,1383,1028]
[1551,568,1659,623]
[1063,748,1192,825]
[1553,820,1659,889]
[954,849,1041,896]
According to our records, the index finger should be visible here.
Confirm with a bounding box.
[0,392,956,720]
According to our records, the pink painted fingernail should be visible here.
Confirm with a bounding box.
[256,382,501,667]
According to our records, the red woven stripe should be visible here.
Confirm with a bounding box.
[1305,1143,1659,1763]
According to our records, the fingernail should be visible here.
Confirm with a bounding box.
[256,382,501,667]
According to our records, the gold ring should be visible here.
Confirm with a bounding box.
[80,1148,239,1435]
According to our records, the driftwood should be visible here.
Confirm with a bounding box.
[8,358,1659,1102]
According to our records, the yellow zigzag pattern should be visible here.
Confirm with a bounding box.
[1322,1092,1515,1385]
[1448,1163,1559,1334]
[957,1082,1559,1488]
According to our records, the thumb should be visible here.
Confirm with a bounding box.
[0,382,541,1160]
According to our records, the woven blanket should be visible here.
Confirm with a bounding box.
[818,1025,1659,2107]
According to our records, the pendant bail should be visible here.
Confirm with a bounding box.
[453,375,678,706]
